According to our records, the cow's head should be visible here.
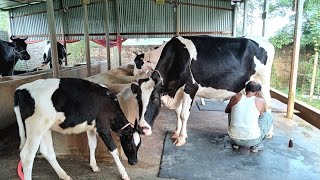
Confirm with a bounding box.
[132,71,163,135]
[119,124,141,165]
[133,52,153,76]
[10,36,30,60]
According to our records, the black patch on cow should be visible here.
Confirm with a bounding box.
[51,78,119,130]
[134,54,145,69]
[14,89,35,136]
[43,42,66,68]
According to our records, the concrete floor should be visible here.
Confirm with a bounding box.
[1,98,320,180]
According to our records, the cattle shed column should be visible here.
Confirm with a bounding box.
[103,0,111,70]
[232,2,238,37]
[287,0,304,119]
[242,0,248,36]
[262,0,269,37]
[82,0,91,77]
[115,0,122,67]
[46,0,60,78]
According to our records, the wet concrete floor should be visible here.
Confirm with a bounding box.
[1,98,320,180]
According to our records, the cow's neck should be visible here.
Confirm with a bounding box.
[117,88,138,125]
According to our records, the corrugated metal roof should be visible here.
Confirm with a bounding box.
[10,0,234,40]
[0,0,45,11]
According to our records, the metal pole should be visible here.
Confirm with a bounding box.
[232,3,238,37]
[262,0,269,37]
[82,0,91,77]
[176,3,180,36]
[243,0,248,36]
[59,0,68,66]
[287,0,304,119]
[115,0,121,67]
[103,0,111,70]
[46,0,60,78]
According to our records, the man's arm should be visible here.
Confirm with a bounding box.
[225,94,242,113]
[255,97,266,115]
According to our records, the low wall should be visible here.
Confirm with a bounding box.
[0,64,100,130]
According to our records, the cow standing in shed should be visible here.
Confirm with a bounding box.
[43,41,67,68]
[134,36,275,146]
[0,36,31,76]
[14,78,141,180]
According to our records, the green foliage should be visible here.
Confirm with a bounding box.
[269,29,294,49]
[0,11,9,31]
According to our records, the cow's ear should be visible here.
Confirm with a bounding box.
[21,36,28,40]
[131,82,140,94]
[151,70,162,84]
[10,36,16,40]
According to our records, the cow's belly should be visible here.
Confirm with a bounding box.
[51,112,96,134]
[196,86,236,101]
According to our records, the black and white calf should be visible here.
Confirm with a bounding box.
[14,78,141,180]
[43,41,68,68]
[135,36,275,146]
[133,41,168,75]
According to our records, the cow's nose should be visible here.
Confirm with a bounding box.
[128,159,138,165]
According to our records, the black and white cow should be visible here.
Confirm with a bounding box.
[14,78,141,180]
[134,35,275,146]
[43,41,67,68]
[133,41,168,76]
[0,36,31,76]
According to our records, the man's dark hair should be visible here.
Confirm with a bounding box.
[245,81,262,92]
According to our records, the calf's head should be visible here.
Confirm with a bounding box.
[133,53,152,76]
[119,125,141,165]
[131,71,163,135]
[10,36,31,60]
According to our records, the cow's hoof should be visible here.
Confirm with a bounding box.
[266,133,273,139]
[61,175,72,180]
[171,131,179,139]
[91,165,101,173]
[122,175,130,180]
[173,136,186,146]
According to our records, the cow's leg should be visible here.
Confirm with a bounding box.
[97,128,129,180]
[174,83,198,146]
[172,103,182,139]
[40,130,71,180]
[20,132,43,180]
[86,130,100,172]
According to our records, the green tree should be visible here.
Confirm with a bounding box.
[0,11,9,31]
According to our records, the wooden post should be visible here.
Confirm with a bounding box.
[309,52,319,101]
[59,0,68,66]
[287,0,304,119]
[232,3,238,37]
[243,0,248,36]
[262,0,269,37]
[82,0,91,77]
[46,0,60,78]
[115,0,121,67]
[175,3,180,36]
[103,0,111,70]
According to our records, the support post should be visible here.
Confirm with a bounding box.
[82,0,91,77]
[232,3,238,37]
[103,0,111,70]
[262,0,269,37]
[46,0,60,78]
[175,3,180,36]
[59,0,68,66]
[287,0,304,119]
[243,0,248,36]
[309,52,319,101]
[115,0,121,67]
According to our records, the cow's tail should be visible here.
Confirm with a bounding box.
[14,90,26,151]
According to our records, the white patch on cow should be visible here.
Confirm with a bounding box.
[176,36,198,61]
[196,85,236,101]
[99,83,107,88]
[51,117,96,134]
[138,78,155,135]
[161,87,184,109]
[133,132,140,146]
[43,42,51,56]
[245,36,275,67]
